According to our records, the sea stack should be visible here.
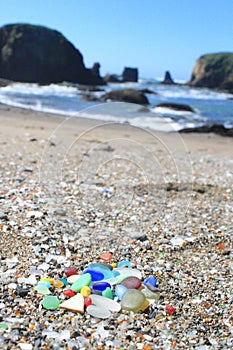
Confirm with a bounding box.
[122,67,138,82]
[161,71,176,85]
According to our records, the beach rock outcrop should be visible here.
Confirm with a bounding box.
[161,71,176,85]
[0,23,105,85]
[122,67,138,82]
[156,102,194,112]
[188,52,233,92]
[100,89,148,105]
[180,124,233,137]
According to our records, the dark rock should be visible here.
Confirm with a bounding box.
[180,123,233,137]
[122,67,138,82]
[0,23,105,85]
[130,232,148,241]
[100,89,148,105]
[78,86,105,92]
[16,286,29,297]
[103,73,121,83]
[139,88,157,94]
[161,71,176,85]
[91,62,101,77]
[156,102,194,112]
[81,93,100,102]
[20,167,33,173]
[137,106,150,113]
[187,52,233,92]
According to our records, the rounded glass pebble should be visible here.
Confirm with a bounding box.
[87,263,114,279]
[115,284,128,300]
[115,267,142,279]
[121,276,142,290]
[59,278,68,286]
[166,305,175,315]
[90,294,121,312]
[83,269,104,281]
[40,277,54,284]
[71,273,91,292]
[64,266,78,277]
[81,286,91,297]
[117,260,131,268]
[86,305,111,319]
[53,280,64,288]
[92,281,111,292]
[143,276,157,287]
[37,281,51,288]
[0,323,8,329]
[67,275,80,284]
[102,287,113,299]
[63,289,75,297]
[142,286,160,300]
[121,289,146,312]
[84,297,92,307]
[42,296,60,310]
[100,252,113,262]
[35,285,51,295]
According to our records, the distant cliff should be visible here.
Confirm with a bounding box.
[188,52,233,93]
[0,23,104,85]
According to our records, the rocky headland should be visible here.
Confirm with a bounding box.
[187,52,233,93]
[0,23,105,85]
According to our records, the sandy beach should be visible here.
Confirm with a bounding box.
[0,105,233,349]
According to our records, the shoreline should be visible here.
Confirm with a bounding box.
[0,104,233,348]
[0,103,232,157]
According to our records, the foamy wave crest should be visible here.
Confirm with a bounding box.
[1,82,78,96]
[76,110,181,132]
[155,85,231,100]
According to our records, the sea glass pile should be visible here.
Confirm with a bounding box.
[37,255,160,319]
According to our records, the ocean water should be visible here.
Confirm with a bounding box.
[0,79,232,132]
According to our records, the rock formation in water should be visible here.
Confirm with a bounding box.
[0,23,105,85]
[187,52,233,93]
[100,89,148,105]
[161,71,176,85]
[156,102,194,112]
[122,67,138,82]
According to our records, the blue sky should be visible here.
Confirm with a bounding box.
[0,0,232,80]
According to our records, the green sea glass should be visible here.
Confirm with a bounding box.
[42,296,60,310]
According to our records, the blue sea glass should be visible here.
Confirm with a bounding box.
[92,281,111,292]
[115,284,128,300]
[83,269,104,281]
[37,281,51,288]
[117,260,131,268]
[87,263,114,279]
[143,276,157,287]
